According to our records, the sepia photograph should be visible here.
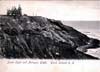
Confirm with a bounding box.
[0,0,100,72]
[0,0,100,59]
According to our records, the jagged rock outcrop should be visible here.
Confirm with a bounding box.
[0,15,100,59]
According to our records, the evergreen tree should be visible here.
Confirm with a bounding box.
[6,5,22,17]
[18,5,22,16]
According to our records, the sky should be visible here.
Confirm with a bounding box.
[0,0,100,21]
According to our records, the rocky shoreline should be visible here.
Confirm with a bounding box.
[0,15,100,59]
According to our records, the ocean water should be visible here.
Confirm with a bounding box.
[81,30,100,58]
[62,21,100,31]
[62,21,100,58]
[79,29,100,40]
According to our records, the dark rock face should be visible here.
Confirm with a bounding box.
[0,15,99,59]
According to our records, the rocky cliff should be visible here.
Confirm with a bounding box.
[0,15,99,59]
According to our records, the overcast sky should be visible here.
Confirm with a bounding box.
[0,0,100,20]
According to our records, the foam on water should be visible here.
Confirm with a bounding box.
[79,29,100,58]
